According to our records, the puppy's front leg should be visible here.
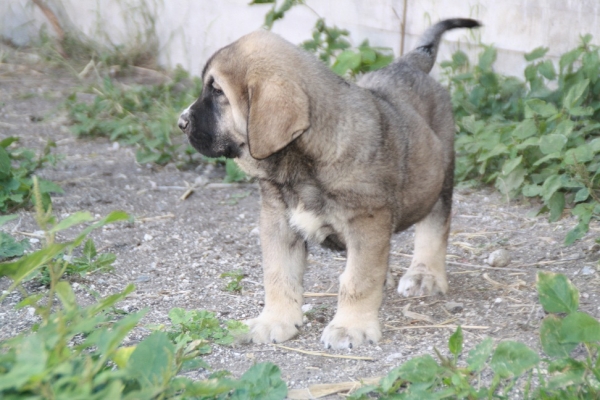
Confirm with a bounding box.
[242,183,306,344]
[321,211,391,349]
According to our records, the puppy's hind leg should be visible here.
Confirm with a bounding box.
[398,164,453,297]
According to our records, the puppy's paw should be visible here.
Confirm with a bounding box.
[321,315,381,350]
[239,312,301,344]
[397,263,447,297]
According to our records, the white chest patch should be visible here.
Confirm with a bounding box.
[288,203,328,242]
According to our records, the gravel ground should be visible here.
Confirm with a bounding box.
[1,46,599,398]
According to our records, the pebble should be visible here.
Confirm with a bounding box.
[487,249,511,268]
[301,304,314,313]
[444,301,464,313]
[581,266,595,275]
[144,234,153,241]
[135,275,151,283]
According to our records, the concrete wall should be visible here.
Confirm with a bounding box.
[2,0,600,78]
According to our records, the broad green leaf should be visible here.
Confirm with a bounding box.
[574,187,590,203]
[569,106,594,116]
[553,119,575,138]
[467,337,493,372]
[112,346,137,369]
[564,145,594,165]
[378,366,402,393]
[533,153,562,167]
[0,334,47,391]
[548,192,565,222]
[168,307,190,325]
[560,312,600,343]
[501,156,522,176]
[539,134,567,155]
[490,341,539,378]
[565,220,590,245]
[588,138,600,152]
[448,326,463,357]
[560,48,583,72]
[525,99,558,118]
[0,232,30,260]
[478,46,496,71]
[563,79,589,110]
[516,139,540,152]
[540,315,577,357]
[37,178,63,194]
[55,281,76,312]
[541,174,563,202]
[128,331,175,386]
[512,119,538,140]
[525,46,549,61]
[331,50,362,76]
[0,243,69,282]
[522,184,541,197]
[0,214,18,226]
[538,60,556,79]
[0,146,11,180]
[496,165,526,197]
[231,362,287,400]
[396,354,443,384]
[536,272,579,314]
[548,358,586,390]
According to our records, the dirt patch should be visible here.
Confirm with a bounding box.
[1,47,599,395]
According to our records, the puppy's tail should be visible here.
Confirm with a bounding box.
[404,18,481,74]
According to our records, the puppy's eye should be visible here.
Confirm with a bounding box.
[211,81,223,96]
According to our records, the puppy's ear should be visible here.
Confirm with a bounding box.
[247,77,310,160]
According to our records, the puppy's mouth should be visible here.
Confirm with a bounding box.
[187,131,242,159]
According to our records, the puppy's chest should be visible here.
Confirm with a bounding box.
[285,189,345,248]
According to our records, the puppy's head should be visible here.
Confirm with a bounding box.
[178,31,311,160]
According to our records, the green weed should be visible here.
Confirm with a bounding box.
[0,179,286,399]
[444,37,600,244]
[165,308,248,352]
[65,69,202,167]
[38,238,117,285]
[220,269,245,293]
[0,137,61,213]
[250,0,393,78]
[0,232,30,261]
[349,271,600,399]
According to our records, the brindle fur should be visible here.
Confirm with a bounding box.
[178,19,480,349]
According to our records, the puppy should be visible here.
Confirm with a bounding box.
[179,19,480,349]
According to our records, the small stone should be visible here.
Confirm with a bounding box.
[250,227,260,236]
[385,352,404,361]
[581,266,595,275]
[444,301,464,313]
[494,297,503,304]
[301,304,314,313]
[143,234,153,241]
[27,307,35,317]
[487,249,511,268]
[135,275,151,283]
[194,176,208,186]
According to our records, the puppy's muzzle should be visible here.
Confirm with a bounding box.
[178,110,190,132]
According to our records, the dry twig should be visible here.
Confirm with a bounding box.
[272,344,374,361]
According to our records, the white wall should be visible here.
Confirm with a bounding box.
[2,0,600,79]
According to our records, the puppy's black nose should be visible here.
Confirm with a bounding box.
[178,113,189,131]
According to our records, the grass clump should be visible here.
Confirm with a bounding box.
[65,68,202,167]
[349,271,600,399]
[0,179,287,399]
[0,137,61,213]
[444,37,600,244]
